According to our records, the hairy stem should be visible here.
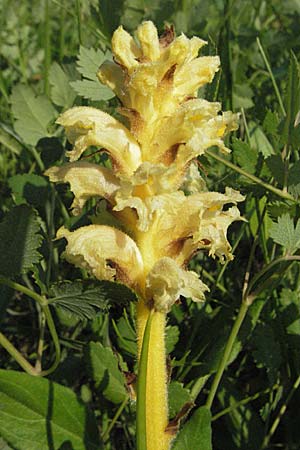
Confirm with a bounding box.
[136,300,171,450]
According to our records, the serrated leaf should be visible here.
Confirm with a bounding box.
[49,62,76,107]
[172,406,212,450]
[265,155,284,186]
[76,46,111,81]
[263,110,279,136]
[168,382,192,419]
[0,370,101,450]
[8,173,50,206]
[86,341,127,404]
[288,159,300,199]
[0,205,42,277]
[70,79,115,101]
[48,279,137,320]
[10,84,57,145]
[114,315,137,356]
[269,213,300,254]
[232,138,258,174]
[232,84,254,109]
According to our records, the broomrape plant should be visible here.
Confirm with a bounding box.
[46,21,244,450]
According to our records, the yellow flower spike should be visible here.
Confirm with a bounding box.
[57,225,144,291]
[45,162,120,215]
[56,106,142,176]
[48,20,245,450]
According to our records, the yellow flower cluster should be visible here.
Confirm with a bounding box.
[46,21,243,313]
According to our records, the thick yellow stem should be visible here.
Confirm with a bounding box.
[136,300,171,450]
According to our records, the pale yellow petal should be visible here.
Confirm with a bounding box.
[57,225,144,290]
[97,60,128,104]
[146,257,209,312]
[45,161,120,215]
[136,21,160,61]
[112,25,142,70]
[56,106,141,176]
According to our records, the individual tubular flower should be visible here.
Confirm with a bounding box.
[47,21,244,450]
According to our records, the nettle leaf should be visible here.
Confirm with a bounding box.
[172,406,212,450]
[70,46,115,101]
[0,205,42,277]
[86,341,127,404]
[11,84,57,145]
[49,62,76,107]
[48,279,137,320]
[0,369,101,450]
[8,173,50,206]
[168,382,193,419]
[232,138,258,174]
[269,213,300,254]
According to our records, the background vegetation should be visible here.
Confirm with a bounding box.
[0,0,300,449]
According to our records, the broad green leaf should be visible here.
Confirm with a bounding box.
[8,173,50,206]
[166,325,180,353]
[10,84,57,145]
[172,406,212,450]
[49,62,76,107]
[70,46,115,101]
[168,382,192,419]
[86,341,127,404]
[232,84,254,109]
[0,126,22,155]
[70,79,115,101]
[265,155,284,186]
[263,110,279,136]
[269,213,300,254]
[249,121,275,158]
[232,138,258,174]
[0,205,42,277]
[48,279,137,320]
[114,315,137,356]
[288,159,300,199]
[0,369,101,450]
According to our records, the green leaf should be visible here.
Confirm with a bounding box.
[280,52,300,148]
[168,382,192,419]
[252,323,282,383]
[263,110,279,136]
[249,121,275,158]
[0,438,12,450]
[269,213,300,254]
[114,315,137,356]
[232,138,258,174]
[10,84,57,145]
[70,79,115,101]
[0,369,101,450]
[0,205,42,277]
[86,341,127,404]
[48,279,137,320]
[232,84,254,110]
[265,155,284,186]
[70,46,115,101]
[8,173,50,206]
[49,62,76,107]
[172,406,212,450]
[288,159,300,199]
[75,46,111,81]
[166,325,180,353]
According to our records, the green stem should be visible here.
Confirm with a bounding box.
[102,395,129,442]
[256,37,286,117]
[205,149,295,202]
[0,331,38,376]
[75,0,82,46]
[136,309,154,450]
[206,300,249,409]
[44,0,51,97]
[0,277,61,376]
